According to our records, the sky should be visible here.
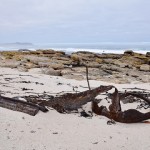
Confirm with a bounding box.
[0,0,150,43]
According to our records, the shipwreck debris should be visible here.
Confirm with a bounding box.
[0,95,48,116]
[119,92,150,105]
[39,85,114,113]
[92,88,150,123]
[0,82,149,123]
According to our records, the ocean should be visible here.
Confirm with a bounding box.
[0,42,150,54]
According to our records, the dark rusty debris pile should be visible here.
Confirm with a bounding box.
[0,85,150,123]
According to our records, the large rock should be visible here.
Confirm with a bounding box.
[23,62,37,69]
[96,53,123,59]
[71,52,95,62]
[38,62,52,67]
[75,51,95,56]
[120,55,146,68]
[28,68,43,74]
[86,62,101,68]
[61,68,74,76]
[146,52,150,57]
[52,56,70,61]
[50,58,72,66]
[124,50,134,56]
[101,65,122,72]
[17,66,28,72]
[23,55,50,65]
[63,74,84,80]
[0,55,5,60]
[0,60,21,68]
[40,49,56,54]
[129,71,140,78]
[95,58,103,64]
[49,63,64,70]
[42,68,61,76]
[114,60,132,68]
[41,50,65,55]
[71,54,80,62]
[140,64,150,71]
[103,59,114,64]
[140,75,150,82]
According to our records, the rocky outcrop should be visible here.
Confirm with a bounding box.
[0,50,149,83]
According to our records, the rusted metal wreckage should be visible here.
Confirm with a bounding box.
[92,88,150,123]
[0,85,113,115]
[0,85,150,123]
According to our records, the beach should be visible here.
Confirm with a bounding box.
[0,67,150,150]
[1,0,150,149]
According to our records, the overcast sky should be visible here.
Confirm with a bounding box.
[0,0,149,43]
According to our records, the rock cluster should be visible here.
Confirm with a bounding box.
[0,49,149,83]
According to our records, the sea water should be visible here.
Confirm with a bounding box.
[0,42,150,54]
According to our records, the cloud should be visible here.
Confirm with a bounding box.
[0,0,150,42]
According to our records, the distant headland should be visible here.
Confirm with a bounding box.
[0,42,33,46]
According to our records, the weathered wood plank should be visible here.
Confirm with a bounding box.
[0,95,40,116]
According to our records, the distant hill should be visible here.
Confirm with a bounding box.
[0,42,33,46]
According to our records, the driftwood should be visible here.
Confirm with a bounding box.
[0,82,150,123]
[123,87,150,92]
[0,95,48,116]
[0,85,114,114]
[86,66,91,90]
[119,92,150,105]
[92,88,150,123]
[39,85,114,113]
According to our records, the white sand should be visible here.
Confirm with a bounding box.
[0,68,150,150]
